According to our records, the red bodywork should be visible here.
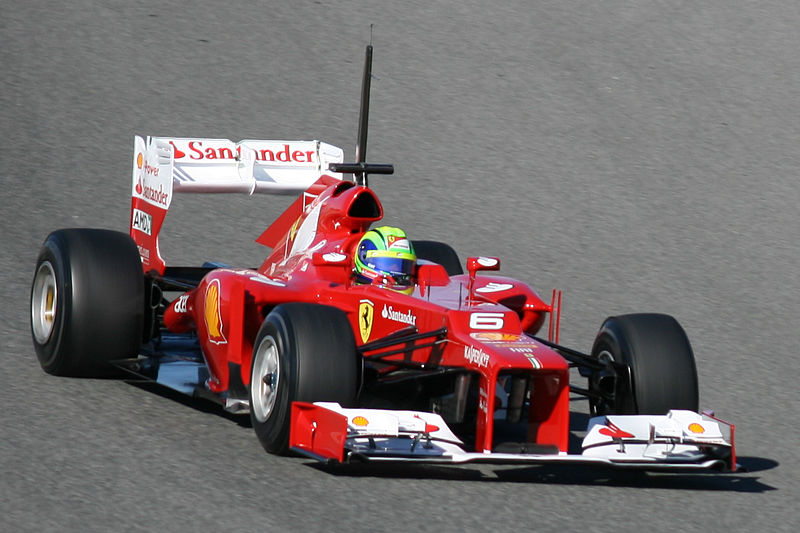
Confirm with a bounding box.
[154,176,569,453]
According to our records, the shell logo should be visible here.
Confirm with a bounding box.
[136,153,143,169]
[688,423,706,434]
[351,416,369,427]
[289,217,301,242]
[204,279,227,345]
[470,332,521,342]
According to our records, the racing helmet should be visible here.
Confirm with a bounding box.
[354,226,417,291]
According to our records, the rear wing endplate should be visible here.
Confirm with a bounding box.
[130,136,344,274]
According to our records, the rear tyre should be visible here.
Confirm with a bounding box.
[412,240,463,275]
[30,229,144,377]
[249,303,359,454]
[590,313,698,415]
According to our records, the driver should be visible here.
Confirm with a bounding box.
[353,226,417,293]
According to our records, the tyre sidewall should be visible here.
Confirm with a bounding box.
[31,229,144,377]
[249,303,358,455]
[592,322,637,414]
[32,235,73,374]
[592,313,699,415]
[250,312,297,454]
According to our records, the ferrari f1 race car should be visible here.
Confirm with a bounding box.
[30,46,737,472]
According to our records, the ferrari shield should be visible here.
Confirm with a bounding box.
[358,299,374,343]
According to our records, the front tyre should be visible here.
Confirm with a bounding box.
[590,313,698,415]
[249,303,359,454]
[30,229,144,377]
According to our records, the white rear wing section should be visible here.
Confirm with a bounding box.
[132,136,344,205]
[130,136,344,273]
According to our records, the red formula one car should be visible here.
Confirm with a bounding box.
[30,47,736,471]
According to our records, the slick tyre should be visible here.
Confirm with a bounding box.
[30,229,144,377]
[591,313,699,415]
[412,240,463,275]
[249,303,359,455]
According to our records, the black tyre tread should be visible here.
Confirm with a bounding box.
[31,228,144,377]
[251,303,358,454]
[412,240,463,275]
[592,313,698,415]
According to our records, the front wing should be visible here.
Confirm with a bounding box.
[289,402,737,472]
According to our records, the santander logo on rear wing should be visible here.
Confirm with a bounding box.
[130,135,344,274]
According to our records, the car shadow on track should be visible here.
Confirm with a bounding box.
[490,457,778,493]
[126,380,253,428]
[125,380,778,494]
[311,458,776,493]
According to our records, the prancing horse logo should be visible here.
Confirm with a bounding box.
[359,299,374,343]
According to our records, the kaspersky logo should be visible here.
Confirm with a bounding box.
[464,345,490,368]
[358,299,374,343]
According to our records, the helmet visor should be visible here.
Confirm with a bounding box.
[364,251,416,284]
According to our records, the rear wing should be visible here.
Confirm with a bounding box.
[130,135,344,274]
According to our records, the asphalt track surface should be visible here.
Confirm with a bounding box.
[2,1,798,531]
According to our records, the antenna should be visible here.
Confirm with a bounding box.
[328,38,394,187]
[354,44,373,185]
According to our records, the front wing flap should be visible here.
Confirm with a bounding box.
[289,403,737,472]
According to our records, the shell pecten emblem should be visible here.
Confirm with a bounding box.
[289,216,301,243]
[351,416,369,427]
[358,299,374,343]
[688,423,706,434]
[205,279,227,345]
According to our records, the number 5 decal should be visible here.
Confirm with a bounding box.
[469,312,505,330]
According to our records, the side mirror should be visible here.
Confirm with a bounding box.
[466,256,501,278]
[466,257,500,300]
